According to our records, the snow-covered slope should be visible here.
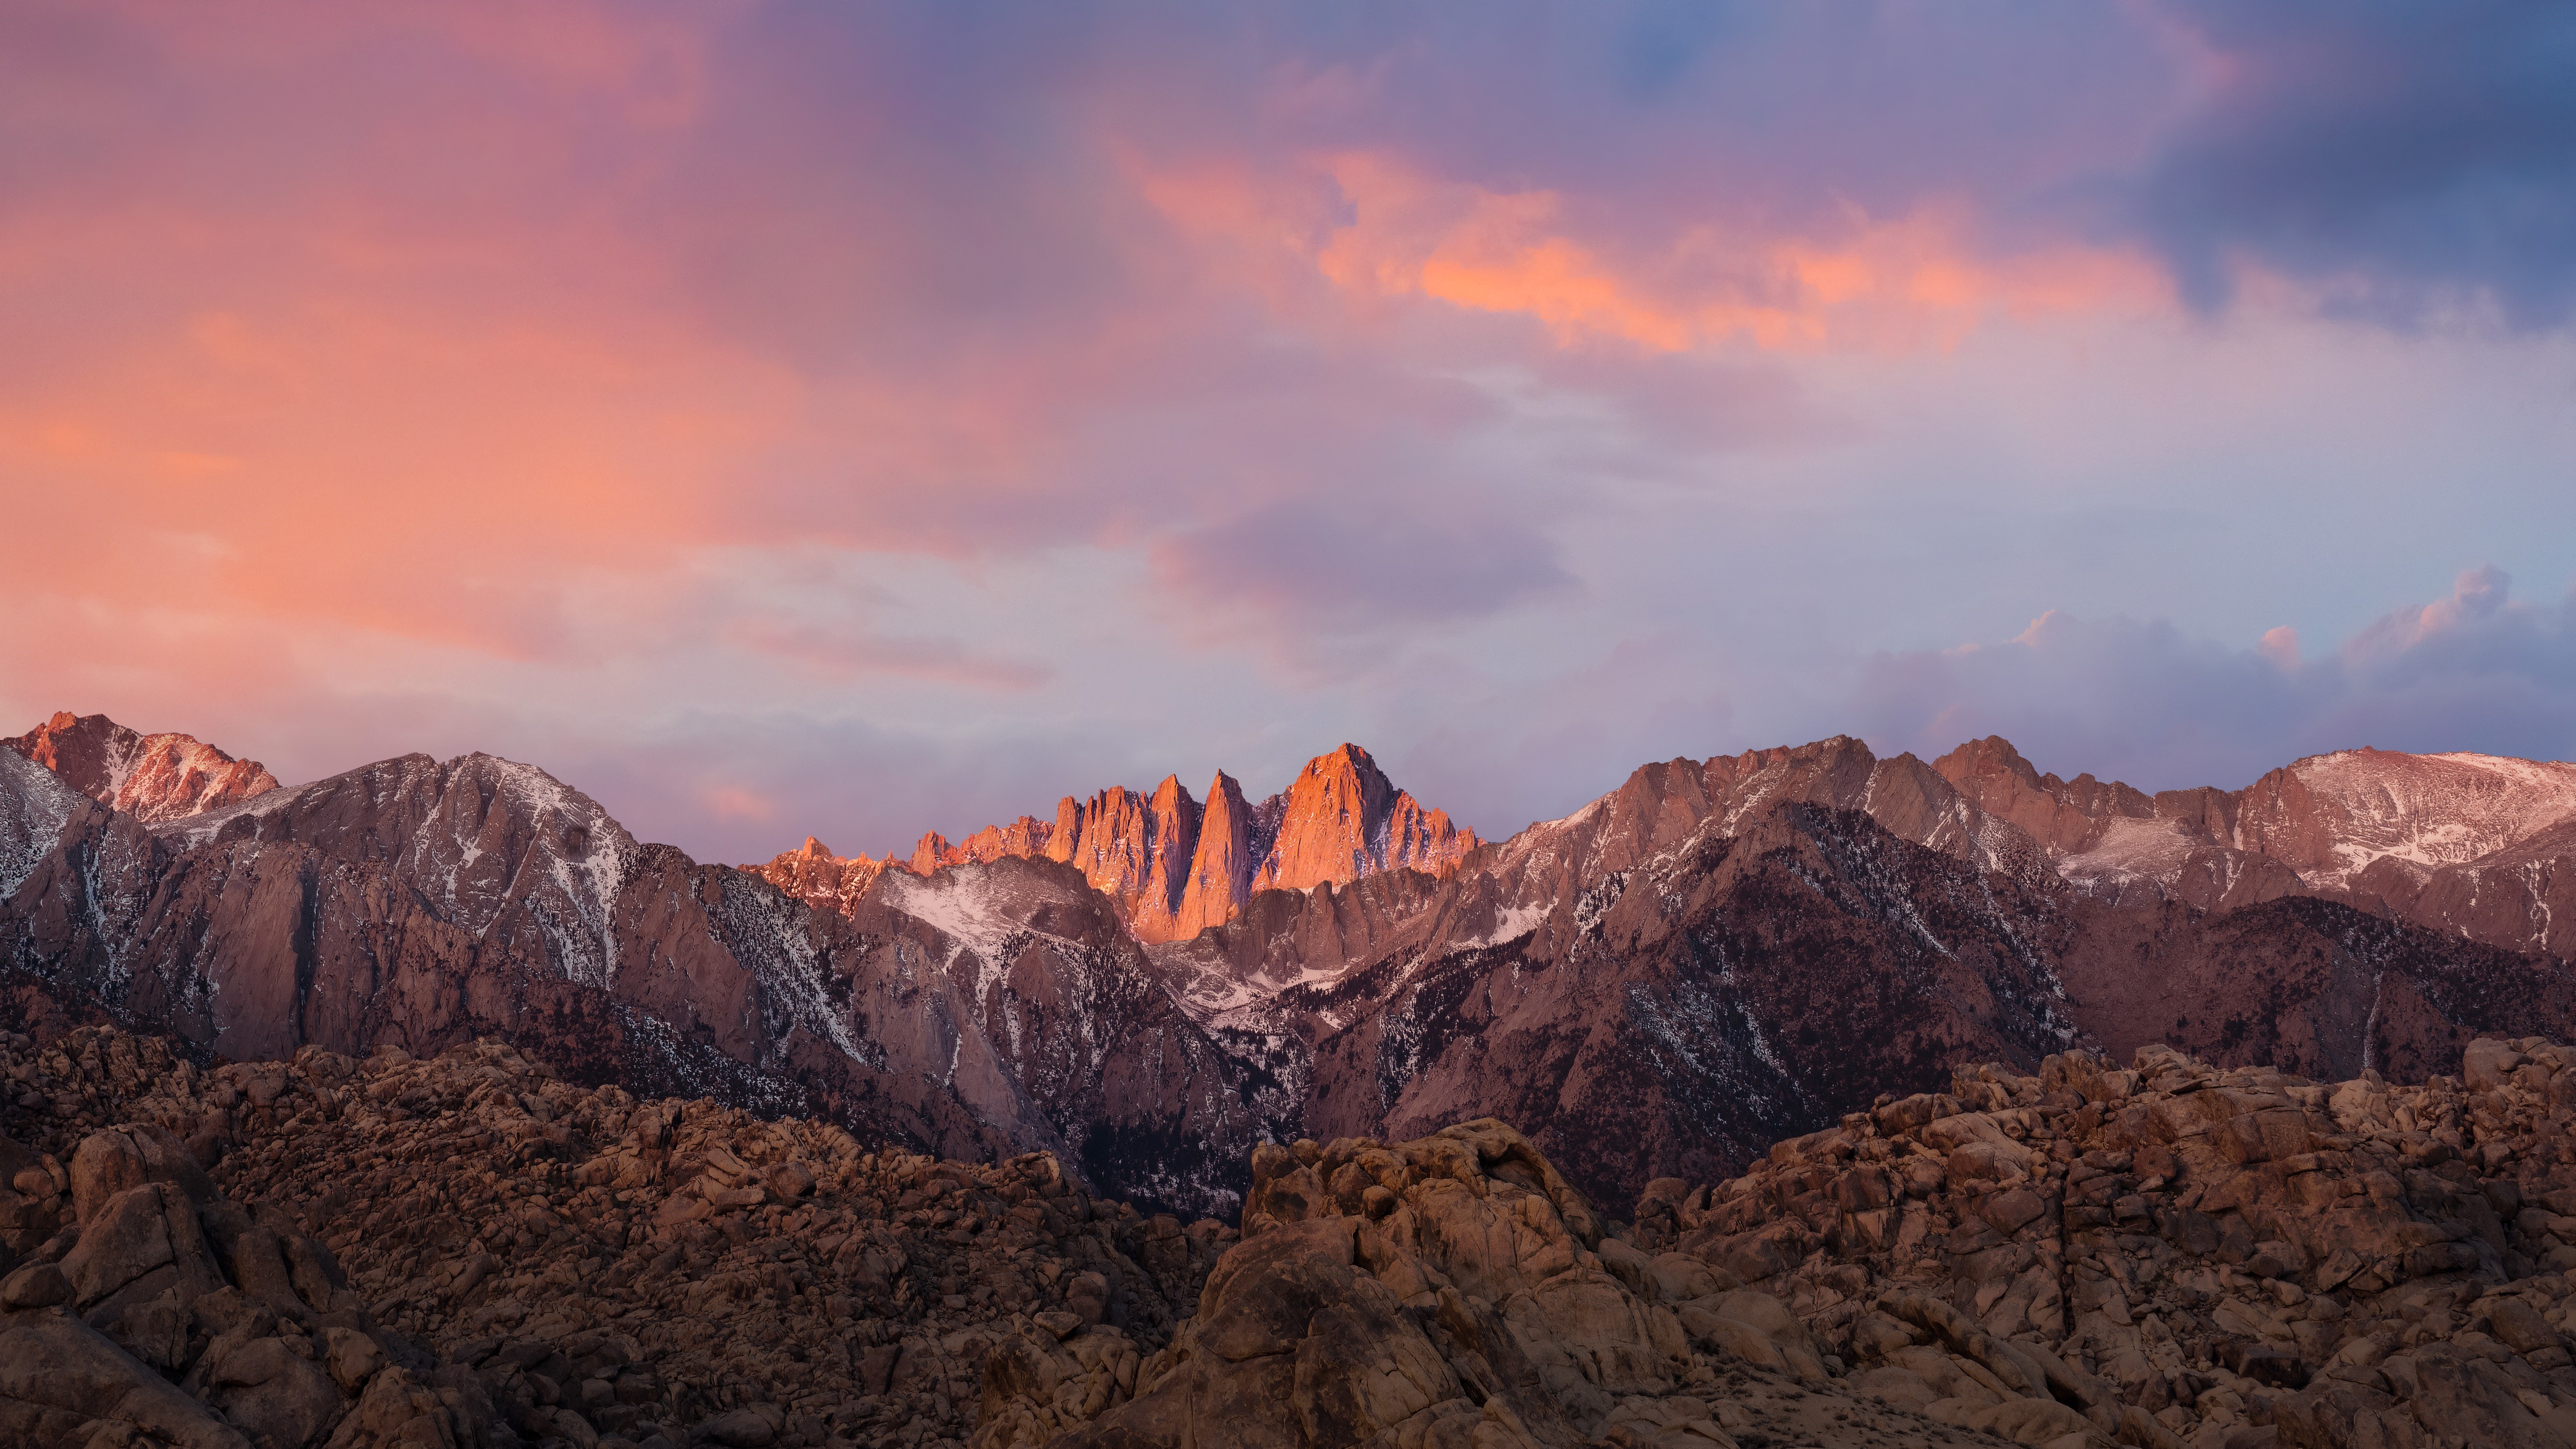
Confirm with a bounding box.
[2249,749,2576,888]
[0,748,86,900]
[12,717,2576,1216]
[1928,737,2576,954]
[161,752,642,989]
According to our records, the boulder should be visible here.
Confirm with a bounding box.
[59,1183,226,1319]
[206,1336,345,1449]
[0,1308,249,1449]
[68,1127,213,1227]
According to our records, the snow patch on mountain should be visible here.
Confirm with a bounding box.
[2290,749,2576,886]
[8,712,279,824]
[0,749,83,899]
[480,756,638,985]
[874,866,1087,1003]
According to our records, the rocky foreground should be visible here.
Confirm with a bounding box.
[0,1027,1231,1448]
[14,1027,2576,1448]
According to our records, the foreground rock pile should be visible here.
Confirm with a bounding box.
[0,1089,486,1444]
[1635,1038,2576,1448]
[979,1118,2031,1448]
[25,1019,2576,1449]
[1,1027,1231,1448]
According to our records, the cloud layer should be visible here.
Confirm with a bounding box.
[2,2,2571,858]
[1858,570,2576,792]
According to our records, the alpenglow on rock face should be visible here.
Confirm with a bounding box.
[864,743,1483,943]
[5,712,277,826]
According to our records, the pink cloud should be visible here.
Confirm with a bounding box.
[4,1,2569,869]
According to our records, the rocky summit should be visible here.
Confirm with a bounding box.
[21,1018,2576,1448]
[7,712,279,827]
[814,743,1484,945]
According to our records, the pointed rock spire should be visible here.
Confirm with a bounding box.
[1175,771,1255,939]
[1253,744,1479,894]
[909,831,953,876]
[771,743,1473,941]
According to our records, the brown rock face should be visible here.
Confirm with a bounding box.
[0,1035,494,1448]
[0,1023,1234,1449]
[1930,735,2576,954]
[990,1117,1976,1449]
[8,712,277,825]
[1630,1036,2576,1449]
[745,836,889,915]
[45,1014,2576,1449]
[1254,743,1478,892]
[825,745,1481,945]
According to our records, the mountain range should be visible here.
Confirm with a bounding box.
[6,709,2575,1220]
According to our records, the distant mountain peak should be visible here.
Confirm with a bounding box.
[6,710,279,824]
[770,743,1482,944]
[748,836,889,916]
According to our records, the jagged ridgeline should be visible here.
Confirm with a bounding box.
[18,1023,2576,1448]
[9,712,2576,1221]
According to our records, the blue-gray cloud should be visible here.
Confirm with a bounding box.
[2137,1,2576,325]
[1854,568,2576,790]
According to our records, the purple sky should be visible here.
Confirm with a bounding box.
[4,1,2572,861]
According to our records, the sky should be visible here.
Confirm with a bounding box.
[4,1,2574,863]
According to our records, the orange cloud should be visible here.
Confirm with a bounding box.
[1274,153,2164,353]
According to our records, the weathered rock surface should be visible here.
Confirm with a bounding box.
[980,1117,2023,1449]
[1630,1035,2576,1449]
[33,1013,2576,1449]
[0,1045,486,1446]
[7,712,279,826]
[2,1023,1234,1449]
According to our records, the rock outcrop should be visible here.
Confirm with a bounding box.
[1634,1036,2576,1449]
[28,1011,2576,1449]
[3,1022,1231,1449]
[857,745,1480,944]
[746,839,890,917]
[977,1116,2015,1449]
[0,1044,493,1446]
[6,712,278,825]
